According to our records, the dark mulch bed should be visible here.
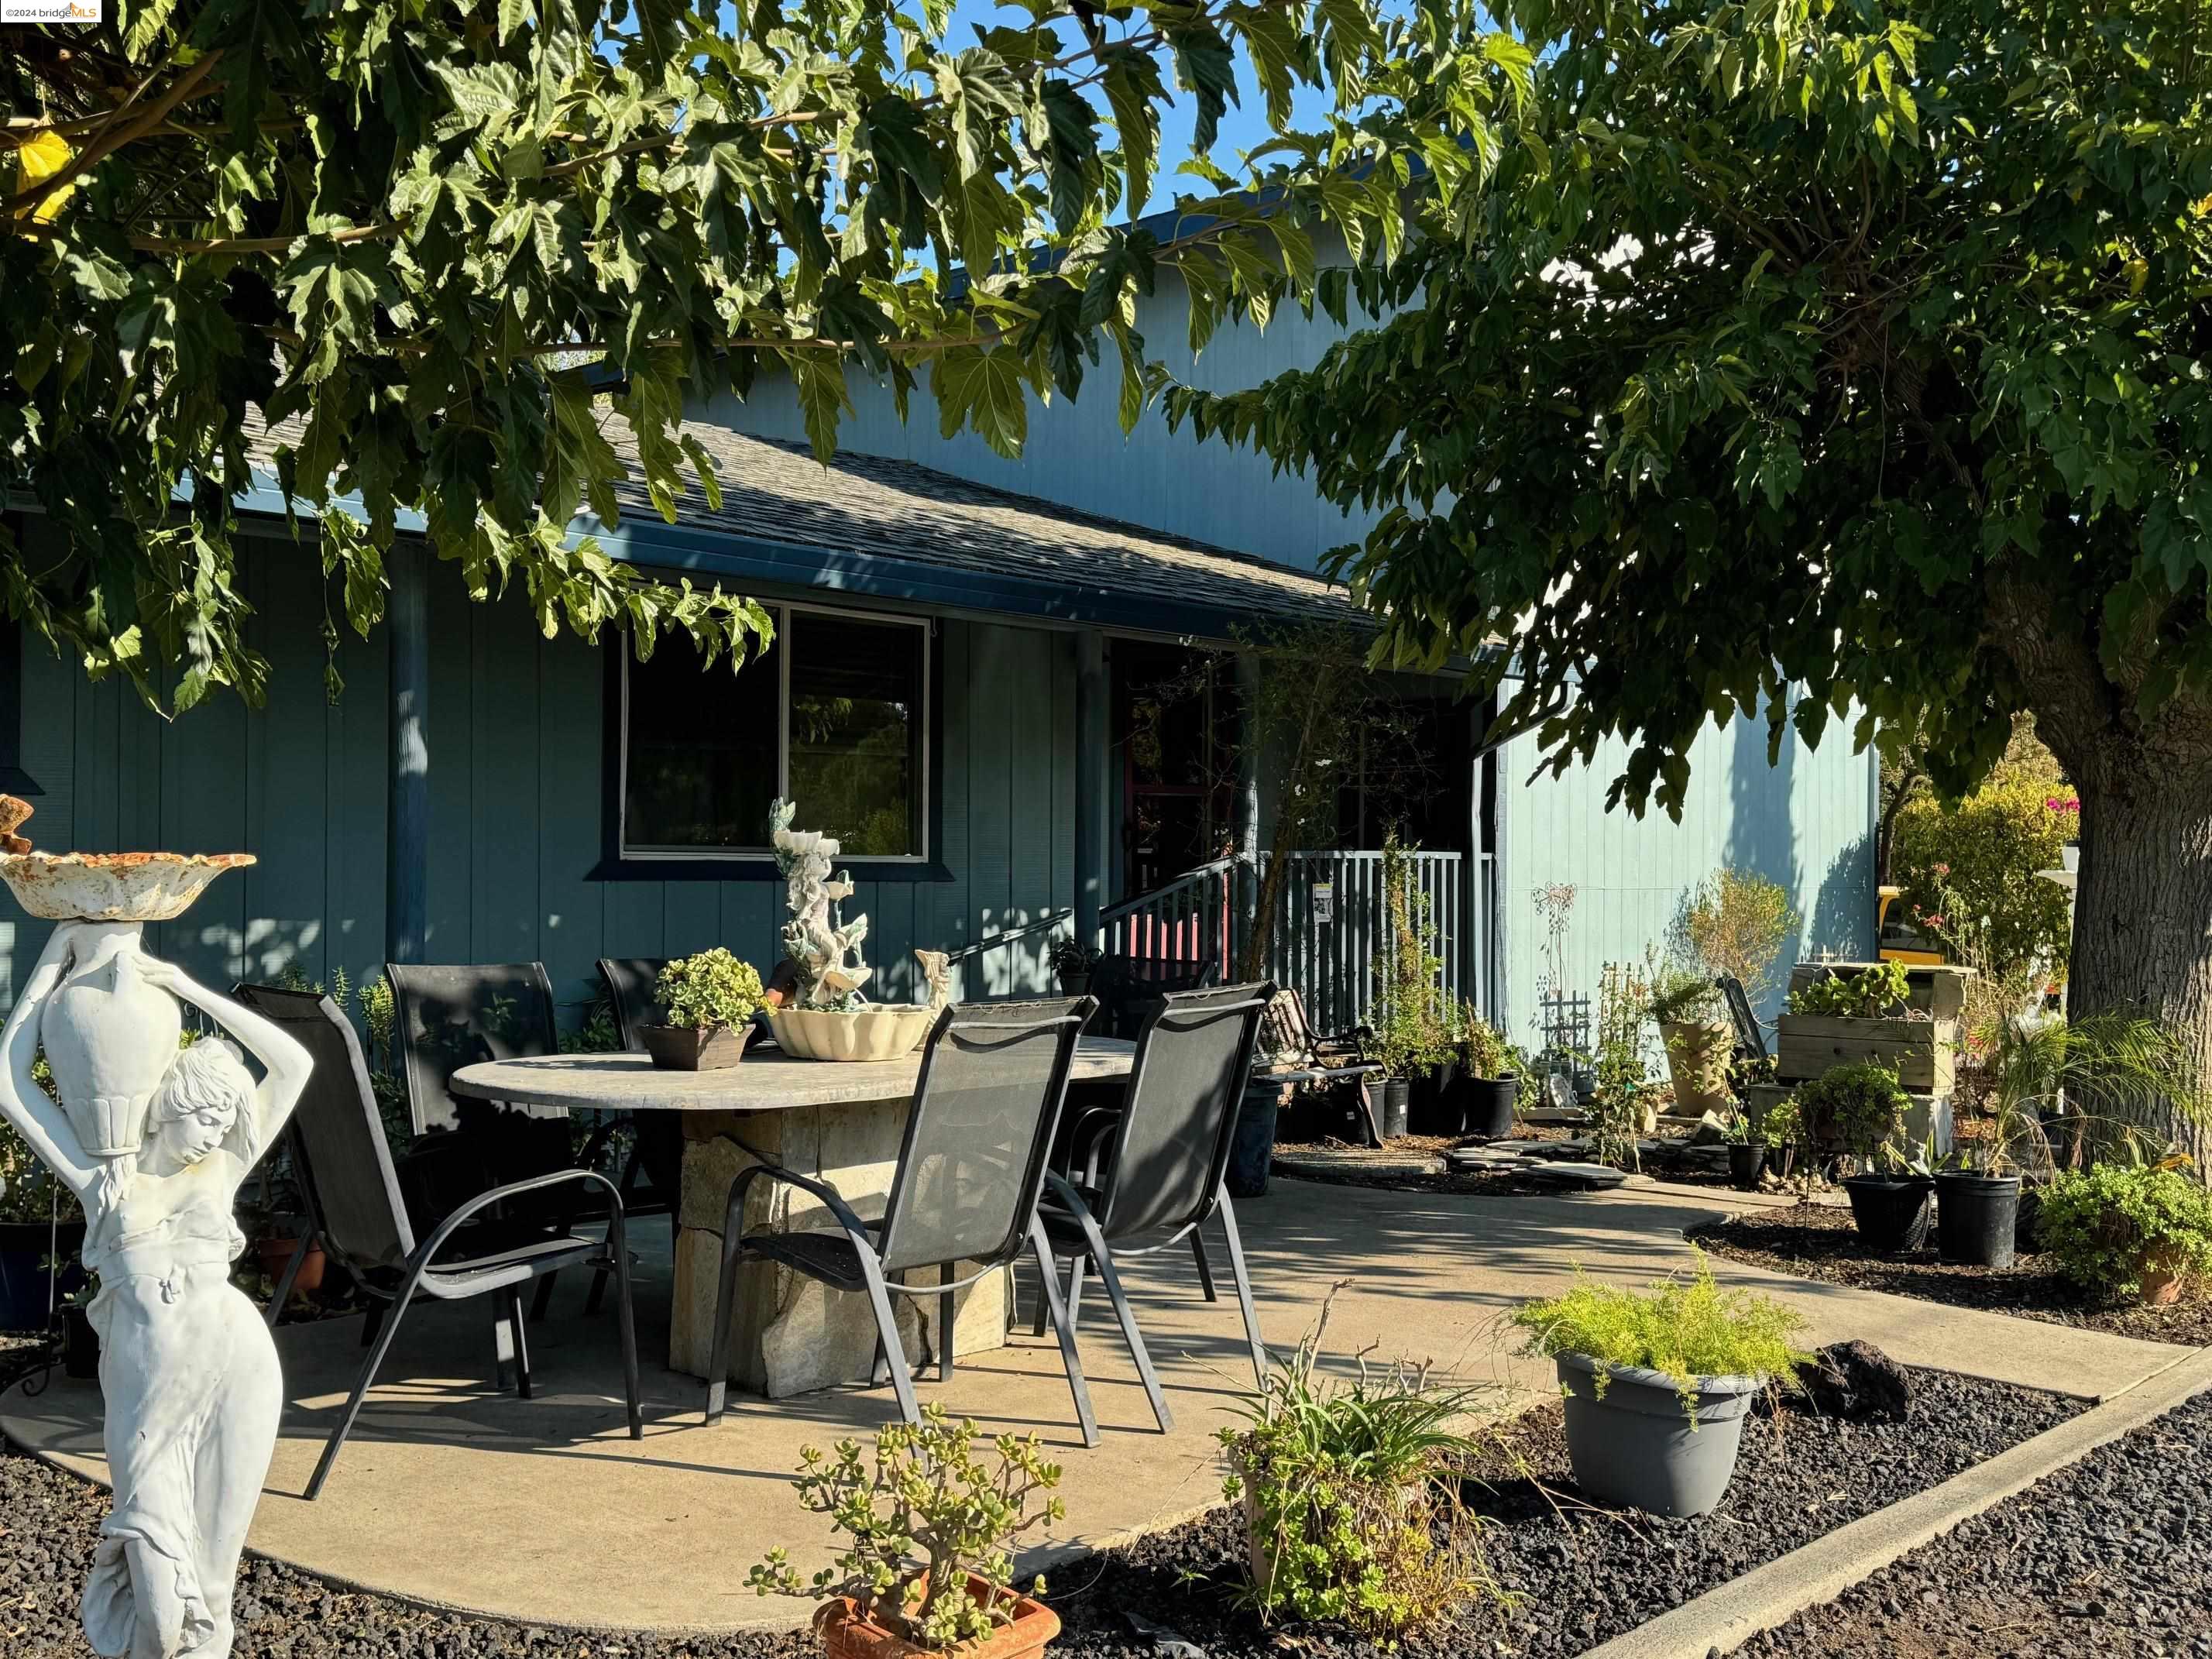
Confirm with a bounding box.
[1692,1200,2212,1348]
[1740,1386,2212,1659]
[1,1341,2074,1659]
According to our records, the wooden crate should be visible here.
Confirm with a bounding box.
[1777,1013,1958,1093]
[1787,962,1970,1021]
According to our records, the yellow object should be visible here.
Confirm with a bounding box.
[12,130,77,223]
[1875,884,1944,965]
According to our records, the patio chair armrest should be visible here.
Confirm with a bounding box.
[725,1160,875,1247]
[411,1166,627,1273]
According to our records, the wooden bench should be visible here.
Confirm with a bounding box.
[1251,988,1387,1147]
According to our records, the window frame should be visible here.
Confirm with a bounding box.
[603,599,943,878]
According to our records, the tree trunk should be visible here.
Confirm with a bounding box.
[2066,771,2212,1166]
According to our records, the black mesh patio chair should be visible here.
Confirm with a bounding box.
[1088,953,1218,1041]
[1718,974,1770,1062]
[232,985,642,1501]
[701,996,1159,1449]
[1033,982,1276,1397]
[592,957,685,1208]
[390,961,665,1313]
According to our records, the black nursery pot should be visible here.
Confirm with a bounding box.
[1379,1077,1412,1140]
[1936,1170,2021,1269]
[1843,1174,1936,1254]
[1727,1142,1767,1190]
[1408,1062,1465,1135]
[1465,1077,1519,1140]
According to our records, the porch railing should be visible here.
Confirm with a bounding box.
[1101,849,1496,1034]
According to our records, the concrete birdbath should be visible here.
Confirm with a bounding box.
[0,795,313,1659]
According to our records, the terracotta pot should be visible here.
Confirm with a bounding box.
[257,1236,326,1295]
[2138,1252,2190,1307]
[816,1575,1059,1659]
[641,1023,750,1071]
[1658,1020,1732,1117]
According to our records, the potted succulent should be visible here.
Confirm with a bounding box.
[1801,1063,1931,1252]
[1512,1253,1808,1517]
[1647,967,1731,1118]
[1723,1115,1764,1190]
[643,949,766,1071]
[1045,938,1101,998]
[749,1406,1066,1659]
[2037,1163,2212,1307]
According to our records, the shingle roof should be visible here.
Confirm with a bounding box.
[242,410,1371,641]
[591,419,1369,637]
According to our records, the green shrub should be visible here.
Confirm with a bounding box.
[1219,1324,1491,1637]
[1892,765,2075,981]
[1457,1008,1516,1080]
[1757,1097,1802,1149]
[1512,1252,1808,1413]
[1672,867,1799,1005]
[1794,1063,1911,1159]
[2036,1165,2212,1299]
[656,949,767,1031]
[1646,962,1723,1025]
[748,1407,1063,1649]
[1787,960,1911,1019]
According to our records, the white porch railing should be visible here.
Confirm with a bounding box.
[1101,850,1497,1035]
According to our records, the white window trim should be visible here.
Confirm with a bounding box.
[618,601,933,864]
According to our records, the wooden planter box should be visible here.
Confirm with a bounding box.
[1785,963,1970,1020]
[1777,1014,1959,1094]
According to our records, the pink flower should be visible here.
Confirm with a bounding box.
[2045,796,2080,815]
[1932,863,1950,878]
[1925,914,1946,929]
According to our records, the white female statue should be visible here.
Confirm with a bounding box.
[0,919,312,1659]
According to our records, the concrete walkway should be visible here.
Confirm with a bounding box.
[1,1176,2190,1634]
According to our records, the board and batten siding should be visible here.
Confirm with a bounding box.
[1495,690,1879,1047]
[702,240,1389,578]
[2,522,1079,1024]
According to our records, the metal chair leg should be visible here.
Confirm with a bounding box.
[505,1288,534,1400]
[265,1233,311,1329]
[529,1272,558,1324]
[937,1260,957,1382]
[1216,1188,1268,1387]
[1063,1253,1086,1336]
[1191,1227,1218,1302]
[307,1277,422,1500]
[857,1255,921,1427]
[1028,1215,1098,1448]
[1030,1249,1054,1338]
[359,1300,386,1349]
[1058,1202,1171,1434]
[702,1221,750,1424]
[606,1207,643,1441]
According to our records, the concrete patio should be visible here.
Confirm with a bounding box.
[2,1176,2195,1636]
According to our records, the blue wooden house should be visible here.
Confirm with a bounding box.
[0,254,1877,1046]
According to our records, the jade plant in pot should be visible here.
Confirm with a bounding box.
[2037,1163,2212,1307]
[643,950,766,1071]
[750,1406,1066,1659]
[1800,1063,1931,1252]
[1512,1252,1808,1517]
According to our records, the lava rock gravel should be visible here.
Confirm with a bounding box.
[1740,1384,2212,1658]
[2,1334,2076,1659]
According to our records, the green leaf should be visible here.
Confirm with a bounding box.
[933,346,1028,459]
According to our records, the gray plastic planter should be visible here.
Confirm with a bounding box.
[1555,1353,1761,1517]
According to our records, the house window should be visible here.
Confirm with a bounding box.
[620,606,929,859]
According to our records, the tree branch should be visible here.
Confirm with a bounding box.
[5,50,225,216]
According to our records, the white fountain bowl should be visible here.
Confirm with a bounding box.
[767,1005,936,1063]
[0,851,256,922]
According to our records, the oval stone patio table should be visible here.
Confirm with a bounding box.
[451,1038,1135,1399]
